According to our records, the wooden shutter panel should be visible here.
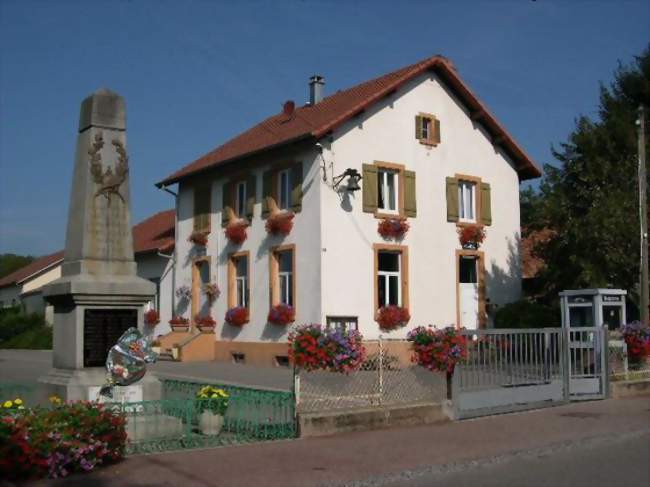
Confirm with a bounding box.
[362,164,378,213]
[415,115,423,139]
[291,162,303,213]
[246,174,256,221]
[446,177,459,222]
[432,118,441,145]
[262,170,273,218]
[221,181,232,227]
[193,183,211,232]
[404,170,417,217]
[480,182,492,226]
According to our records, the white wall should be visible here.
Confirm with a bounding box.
[136,252,174,336]
[175,149,323,344]
[319,72,523,339]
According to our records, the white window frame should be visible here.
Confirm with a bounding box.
[234,181,247,218]
[278,251,293,306]
[326,316,359,332]
[378,169,399,214]
[458,180,476,223]
[235,257,248,308]
[277,169,291,210]
[378,251,402,307]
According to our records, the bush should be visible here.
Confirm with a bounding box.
[0,399,126,480]
[494,299,560,329]
[0,310,47,343]
[2,326,52,349]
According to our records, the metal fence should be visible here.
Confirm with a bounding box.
[295,338,446,413]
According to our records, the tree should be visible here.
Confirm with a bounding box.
[0,254,34,279]
[527,47,650,314]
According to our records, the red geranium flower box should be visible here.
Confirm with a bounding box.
[225,306,249,327]
[267,304,295,325]
[144,309,160,326]
[169,316,189,332]
[195,315,217,332]
[376,305,411,331]
[225,220,248,245]
[188,231,208,247]
[458,225,486,249]
[265,212,294,237]
[377,217,410,240]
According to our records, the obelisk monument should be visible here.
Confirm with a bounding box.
[41,89,158,401]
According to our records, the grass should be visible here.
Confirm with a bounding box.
[1,326,52,349]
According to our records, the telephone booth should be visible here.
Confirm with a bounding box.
[559,289,627,330]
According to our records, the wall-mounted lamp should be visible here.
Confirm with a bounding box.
[332,168,362,192]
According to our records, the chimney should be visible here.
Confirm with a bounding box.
[309,75,325,104]
[283,100,295,116]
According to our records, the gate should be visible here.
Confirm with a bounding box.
[452,327,608,419]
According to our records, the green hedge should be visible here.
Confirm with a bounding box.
[0,309,50,349]
[494,299,560,329]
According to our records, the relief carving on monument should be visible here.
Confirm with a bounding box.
[88,131,129,204]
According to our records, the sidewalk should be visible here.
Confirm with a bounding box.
[35,395,650,487]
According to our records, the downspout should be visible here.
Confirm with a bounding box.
[159,185,179,319]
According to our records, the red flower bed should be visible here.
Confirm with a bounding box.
[376,305,410,331]
[406,326,468,373]
[288,324,366,373]
[144,309,160,326]
[265,212,294,237]
[458,225,486,249]
[267,304,295,325]
[225,220,248,245]
[188,231,208,247]
[621,321,650,364]
[225,307,249,327]
[377,218,410,239]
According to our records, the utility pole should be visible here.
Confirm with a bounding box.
[638,105,648,325]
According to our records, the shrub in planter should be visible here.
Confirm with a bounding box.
[457,225,486,249]
[376,305,410,331]
[196,386,229,435]
[288,323,366,373]
[265,212,294,237]
[0,399,126,480]
[224,220,248,245]
[225,307,249,327]
[267,304,295,325]
[144,309,160,326]
[377,217,409,240]
[621,321,650,366]
[187,231,208,247]
[195,315,217,331]
[494,299,560,329]
[407,326,468,374]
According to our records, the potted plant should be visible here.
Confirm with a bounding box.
[376,305,411,331]
[188,230,208,247]
[203,283,220,303]
[169,316,190,332]
[288,324,366,373]
[144,309,160,327]
[377,217,410,240]
[457,225,486,249]
[196,385,229,435]
[225,220,249,245]
[195,315,217,332]
[267,304,295,325]
[265,211,294,237]
[225,306,249,327]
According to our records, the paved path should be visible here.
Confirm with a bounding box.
[31,395,650,487]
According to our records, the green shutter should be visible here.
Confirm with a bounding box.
[193,182,211,232]
[262,170,273,218]
[404,170,417,217]
[246,174,257,221]
[446,177,459,222]
[291,162,303,213]
[480,182,492,226]
[415,115,422,139]
[432,118,441,145]
[362,164,378,213]
[221,181,232,227]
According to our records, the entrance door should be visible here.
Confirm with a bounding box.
[566,326,607,399]
[459,256,479,329]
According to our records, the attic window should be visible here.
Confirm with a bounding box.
[415,113,440,146]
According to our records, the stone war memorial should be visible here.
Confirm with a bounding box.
[40,89,159,402]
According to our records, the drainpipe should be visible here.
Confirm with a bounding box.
[158,185,179,320]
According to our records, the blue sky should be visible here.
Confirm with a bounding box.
[1,0,648,255]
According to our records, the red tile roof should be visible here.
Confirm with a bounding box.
[0,210,175,289]
[158,55,541,186]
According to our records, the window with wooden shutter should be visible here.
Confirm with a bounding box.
[404,170,417,217]
[480,182,492,226]
[446,177,459,222]
[362,164,379,213]
[193,182,211,232]
[416,113,440,146]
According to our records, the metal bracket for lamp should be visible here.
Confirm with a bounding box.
[332,168,362,192]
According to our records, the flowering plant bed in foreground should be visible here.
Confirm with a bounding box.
[407,326,468,373]
[289,324,366,373]
[0,397,126,481]
[621,321,650,365]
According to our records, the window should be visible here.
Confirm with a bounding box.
[234,181,247,218]
[277,169,291,210]
[326,316,358,332]
[228,252,249,309]
[458,180,476,222]
[377,169,399,214]
[416,113,440,145]
[420,116,431,140]
[193,183,211,232]
[231,352,246,364]
[378,251,401,307]
[148,278,161,311]
[270,246,295,308]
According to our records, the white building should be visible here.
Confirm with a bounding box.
[156,55,541,365]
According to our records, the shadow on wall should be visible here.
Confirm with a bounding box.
[484,234,523,322]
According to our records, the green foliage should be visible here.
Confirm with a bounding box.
[0,253,34,279]
[0,308,47,345]
[524,47,650,308]
[494,299,560,329]
[2,326,52,349]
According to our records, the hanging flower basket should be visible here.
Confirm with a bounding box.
[225,220,248,245]
[175,285,191,301]
[203,283,220,303]
[267,304,295,325]
[225,306,249,327]
[169,316,189,332]
[144,309,160,326]
[288,324,366,373]
[188,231,209,247]
[458,225,486,249]
[265,212,294,237]
[377,217,410,240]
[195,315,217,332]
[376,305,411,331]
